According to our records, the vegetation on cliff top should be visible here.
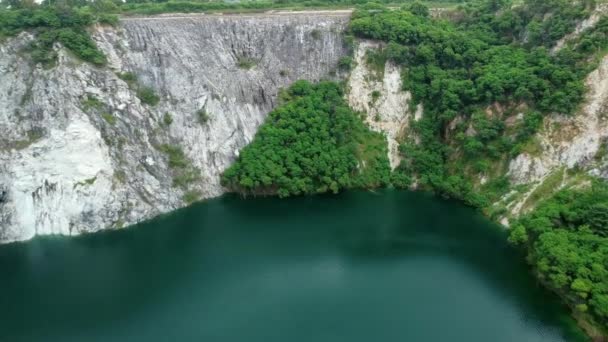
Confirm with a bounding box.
[93,0,465,16]
[0,0,462,67]
[222,80,391,197]
[349,0,603,209]
[0,1,117,67]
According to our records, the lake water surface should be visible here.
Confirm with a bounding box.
[0,190,587,341]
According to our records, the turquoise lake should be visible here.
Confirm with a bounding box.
[0,190,587,341]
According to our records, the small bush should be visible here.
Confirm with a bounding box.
[163,112,173,126]
[137,87,160,106]
[98,14,119,26]
[371,90,381,102]
[197,109,210,125]
[338,56,353,71]
[56,28,106,65]
[117,72,137,84]
[158,144,188,169]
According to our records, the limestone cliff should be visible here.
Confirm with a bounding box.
[347,40,419,170]
[0,12,349,242]
[3,9,608,243]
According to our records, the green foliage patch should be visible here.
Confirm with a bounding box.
[136,86,160,106]
[163,112,174,126]
[510,182,608,330]
[101,112,117,125]
[236,56,257,69]
[0,4,112,66]
[196,109,210,125]
[222,80,390,197]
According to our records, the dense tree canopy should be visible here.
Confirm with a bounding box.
[510,183,608,329]
[222,81,391,197]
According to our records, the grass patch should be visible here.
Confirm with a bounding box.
[81,94,103,111]
[237,57,257,70]
[117,72,137,85]
[101,113,117,125]
[4,129,45,151]
[73,176,97,189]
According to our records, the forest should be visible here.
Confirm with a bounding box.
[509,183,608,329]
[222,81,391,197]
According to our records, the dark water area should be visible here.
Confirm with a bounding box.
[0,190,587,341]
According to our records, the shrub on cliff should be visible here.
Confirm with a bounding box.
[221,80,390,197]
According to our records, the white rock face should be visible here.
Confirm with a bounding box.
[0,12,349,243]
[508,55,608,183]
[5,118,116,240]
[347,40,415,170]
[506,54,608,215]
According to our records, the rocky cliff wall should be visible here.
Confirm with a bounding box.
[0,12,349,242]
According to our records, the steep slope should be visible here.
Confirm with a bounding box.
[347,40,419,170]
[505,54,608,215]
[0,12,349,242]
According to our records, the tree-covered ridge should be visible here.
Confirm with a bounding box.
[349,1,607,209]
[509,183,608,331]
[221,81,391,197]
